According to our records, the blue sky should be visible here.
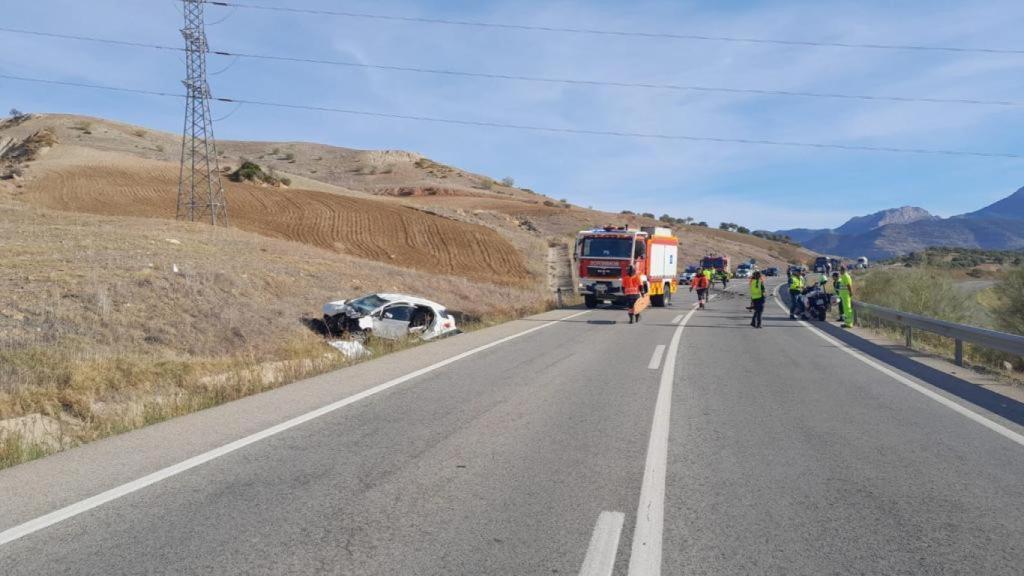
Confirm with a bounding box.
[2,0,1023,230]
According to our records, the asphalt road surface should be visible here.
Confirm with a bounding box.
[2,283,1022,575]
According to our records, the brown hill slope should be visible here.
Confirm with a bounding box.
[19,146,531,284]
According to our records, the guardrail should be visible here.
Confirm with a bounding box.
[852,301,1024,366]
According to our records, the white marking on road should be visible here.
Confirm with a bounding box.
[0,310,591,547]
[771,290,1024,447]
[578,511,625,576]
[627,303,698,576]
[671,314,683,325]
[648,345,666,370]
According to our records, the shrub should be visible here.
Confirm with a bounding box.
[543,200,556,207]
[620,210,635,215]
[993,269,1024,336]
[501,176,515,187]
[283,152,296,162]
[641,212,655,219]
[858,269,971,324]
[9,108,26,119]
[132,129,147,138]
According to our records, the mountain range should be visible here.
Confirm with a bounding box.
[776,187,1024,259]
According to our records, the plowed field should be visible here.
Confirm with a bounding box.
[23,149,531,283]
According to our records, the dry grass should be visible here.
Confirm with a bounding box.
[0,198,550,469]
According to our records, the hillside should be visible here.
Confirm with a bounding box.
[0,111,813,466]
[959,186,1024,221]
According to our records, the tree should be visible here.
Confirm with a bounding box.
[737,226,751,234]
[501,176,515,187]
[697,221,708,227]
[9,108,25,119]
[659,214,673,223]
[718,222,732,230]
[620,210,635,215]
[641,212,655,219]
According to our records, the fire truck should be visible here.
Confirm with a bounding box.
[575,226,679,309]
[700,254,730,274]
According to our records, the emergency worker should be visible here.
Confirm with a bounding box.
[623,265,644,324]
[839,266,855,328]
[788,269,804,319]
[749,271,766,328]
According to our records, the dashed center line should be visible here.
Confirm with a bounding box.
[648,345,666,370]
[578,511,625,576]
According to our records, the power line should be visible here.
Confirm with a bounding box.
[211,1,1024,56]
[1,27,1019,108]
[2,72,1021,160]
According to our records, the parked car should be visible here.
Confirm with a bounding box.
[323,293,459,341]
[735,265,753,278]
[679,265,700,285]
[764,267,779,277]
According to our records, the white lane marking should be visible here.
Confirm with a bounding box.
[648,345,666,370]
[771,291,1024,447]
[578,511,625,576]
[627,304,697,576]
[671,314,683,325]
[0,310,591,547]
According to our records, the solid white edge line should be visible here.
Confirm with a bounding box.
[0,310,592,547]
[648,345,666,370]
[627,303,697,576]
[771,290,1024,447]
[578,510,625,576]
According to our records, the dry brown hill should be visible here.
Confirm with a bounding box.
[0,111,814,467]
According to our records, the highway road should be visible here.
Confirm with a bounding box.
[1,282,1023,575]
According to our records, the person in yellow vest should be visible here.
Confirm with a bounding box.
[788,269,804,319]
[831,271,842,321]
[702,267,714,292]
[839,265,855,328]
[749,270,766,328]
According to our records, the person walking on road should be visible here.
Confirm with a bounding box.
[622,265,644,324]
[690,266,710,309]
[838,265,855,328]
[749,270,766,328]
[788,269,804,319]
[702,267,714,293]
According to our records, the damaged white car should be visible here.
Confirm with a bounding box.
[322,293,459,341]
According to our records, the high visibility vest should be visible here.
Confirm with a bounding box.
[839,272,853,294]
[750,279,764,299]
[703,269,713,281]
[623,274,642,295]
[789,275,803,291]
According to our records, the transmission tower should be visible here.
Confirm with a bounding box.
[176,0,227,225]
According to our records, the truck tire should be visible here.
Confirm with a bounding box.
[584,294,598,309]
[650,293,665,307]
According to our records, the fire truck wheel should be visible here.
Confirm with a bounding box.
[650,294,666,307]
[584,295,598,309]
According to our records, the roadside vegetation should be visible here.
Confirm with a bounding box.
[854,267,1023,379]
[0,201,551,470]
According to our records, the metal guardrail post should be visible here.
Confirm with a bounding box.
[852,300,1024,366]
[905,326,913,348]
[556,288,563,309]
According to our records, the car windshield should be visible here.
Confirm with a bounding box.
[582,237,632,258]
[347,294,390,314]
[685,266,699,273]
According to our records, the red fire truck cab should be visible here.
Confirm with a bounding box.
[575,226,679,309]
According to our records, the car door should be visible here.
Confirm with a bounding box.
[371,304,415,339]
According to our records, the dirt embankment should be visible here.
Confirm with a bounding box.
[18,146,532,285]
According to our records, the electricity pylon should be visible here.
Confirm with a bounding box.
[176,0,227,225]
